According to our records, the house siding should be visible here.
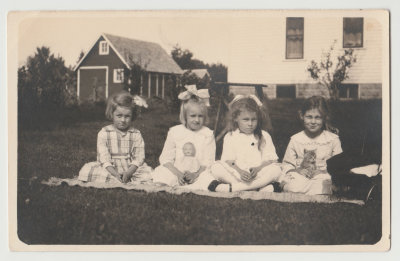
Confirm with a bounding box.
[79,36,127,99]
[228,15,382,99]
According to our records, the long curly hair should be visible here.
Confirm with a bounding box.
[227,97,266,150]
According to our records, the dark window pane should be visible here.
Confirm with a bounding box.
[339,84,358,99]
[343,18,363,48]
[276,85,296,98]
[338,85,348,98]
[348,84,359,98]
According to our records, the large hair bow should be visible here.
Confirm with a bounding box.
[228,94,263,108]
[133,95,148,108]
[178,85,210,106]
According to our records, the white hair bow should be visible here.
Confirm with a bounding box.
[178,85,210,106]
[229,94,263,108]
[133,95,148,108]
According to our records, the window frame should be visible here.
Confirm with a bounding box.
[113,69,124,83]
[343,17,364,48]
[338,84,359,99]
[276,84,296,99]
[285,17,304,59]
[99,40,109,55]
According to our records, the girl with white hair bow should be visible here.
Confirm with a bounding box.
[152,85,216,190]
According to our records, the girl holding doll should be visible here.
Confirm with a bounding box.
[78,91,151,184]
[208,95,282,192]
[280,96,342,195]
[151,85,216,190]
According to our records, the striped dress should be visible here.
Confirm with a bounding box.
[78,125,151,183]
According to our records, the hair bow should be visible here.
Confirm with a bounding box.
[133,95,148,108]
[178,85,210,106]
[229,94,263,108]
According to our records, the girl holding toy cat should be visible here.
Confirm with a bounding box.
[281,96,342,195]
[208,95,282,192]
[151,85,216,190]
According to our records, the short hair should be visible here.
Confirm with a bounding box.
[105,91,137,121]
[299,95,338,134]
[179,97,209,126]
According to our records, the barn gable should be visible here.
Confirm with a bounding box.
[74,33,183,101]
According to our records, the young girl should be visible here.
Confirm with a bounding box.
[78,91,151,184]
[208,95,282,192]
[280,96,342,195]
[151,85,216,190]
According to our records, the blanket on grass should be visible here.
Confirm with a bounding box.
[43,177,365,205]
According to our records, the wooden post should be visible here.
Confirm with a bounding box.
[140,74,143,95]
[162,74,165,98]
[148,73,151,97]
[156,74,159,96]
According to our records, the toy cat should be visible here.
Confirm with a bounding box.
[297,149,317,179]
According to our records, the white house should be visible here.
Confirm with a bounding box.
[228,12,384,99]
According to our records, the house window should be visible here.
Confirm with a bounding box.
[286,17,304,59]
[343,18,363,48]
[113,69,124,83]
[339,84,359,99]
[99,40,109,55]
[276,84,296,98]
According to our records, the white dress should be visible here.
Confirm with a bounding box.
[221,129,279,173]
[281,130,343,195]
[174,156,201,173]
[151,125,216,190]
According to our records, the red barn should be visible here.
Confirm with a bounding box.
[74,33,183,101]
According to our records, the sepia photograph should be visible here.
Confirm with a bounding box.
[7,9,390,251]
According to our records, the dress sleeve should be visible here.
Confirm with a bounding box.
[331,136,343,157]
[261,132,279,161]
[131,131,145,167]
[159,129,176,165]
[220,133,236,162]
[282,138,297,174]
[97,129,112,168]
[203,133,216,167]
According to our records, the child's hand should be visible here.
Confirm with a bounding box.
[122,172,133,183]
[239,169,253,182]
[184,171,200,184]
[249,166,262,179]
[174,170,186,185]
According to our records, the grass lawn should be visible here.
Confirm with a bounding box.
[17,99,382,245]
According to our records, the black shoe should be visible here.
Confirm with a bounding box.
[208,180,222,192]
[208,180,232,192]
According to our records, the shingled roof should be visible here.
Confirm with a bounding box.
[74,33,183,74]
[104,33,183,74]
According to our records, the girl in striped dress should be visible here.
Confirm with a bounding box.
[78,91,151,184]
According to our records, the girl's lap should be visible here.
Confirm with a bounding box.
[282,171,332,195]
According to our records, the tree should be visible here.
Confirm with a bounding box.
[123,53,150,96]
[171,45,227,85]
[307,40,357,100]
[18,46,76,127]
[171,45,205,70]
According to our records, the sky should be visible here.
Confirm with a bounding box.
[17,11,234,68]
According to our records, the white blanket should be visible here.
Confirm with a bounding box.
[43,177,365,205]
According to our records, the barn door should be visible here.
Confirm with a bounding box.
[79,68,107,102]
